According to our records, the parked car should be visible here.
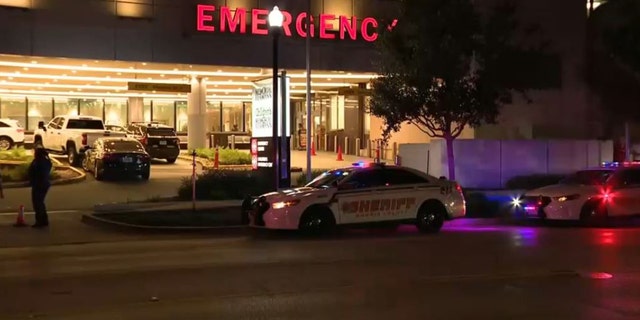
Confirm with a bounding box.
[0,118,25,150]
[126,122,180,164]
[105,124,130,137]
[243,161,466,235]
[82,137,151,181]
[33,116,127,166]
[513,161,640,224]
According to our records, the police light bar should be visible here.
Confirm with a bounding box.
[352,161,385,168]
[601,161,640,168]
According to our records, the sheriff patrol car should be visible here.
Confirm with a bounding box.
[243,162,466,234]
[514,161,640,223]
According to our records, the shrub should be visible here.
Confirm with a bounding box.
[0,147,32,162]
[195,148,251,165]
[295,169,328,187]
[0,163,59,182]
[177,169,272,200]
[505,174,566,190]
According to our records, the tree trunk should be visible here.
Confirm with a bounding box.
[445,135,456,181]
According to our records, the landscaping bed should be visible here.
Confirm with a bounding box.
[93,207,243,227]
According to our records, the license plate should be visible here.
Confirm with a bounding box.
[159,140,167,145]
[122,157,133,163]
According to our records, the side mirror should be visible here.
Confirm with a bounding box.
[38,121,45,129]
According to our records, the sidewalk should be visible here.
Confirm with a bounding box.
[0,211,194,249]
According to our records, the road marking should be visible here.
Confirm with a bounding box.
[0,210,78,216]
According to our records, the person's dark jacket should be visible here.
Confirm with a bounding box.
[28,157,52,188]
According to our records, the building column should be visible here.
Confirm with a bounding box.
[128,97,144,123]
[187,76,207,150]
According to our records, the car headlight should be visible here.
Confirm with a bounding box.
[272,199,301,209]
[555,194,580,202]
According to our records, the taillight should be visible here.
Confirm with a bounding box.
[16,128,24,133]
[454,182,462,193]
[140,136,148,145]
[81,133,87,145]
[102,153,116,161]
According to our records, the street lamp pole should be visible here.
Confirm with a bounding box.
[269,6,284,191]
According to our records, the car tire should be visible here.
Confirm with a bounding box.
[67,145,81,167]
[299,206,336,236]
[94,161,104,181]
[81,156,90,172]
[0,136,13,151]
[166,157,177,164]
[580,200,607,226]
[416,202,446,234]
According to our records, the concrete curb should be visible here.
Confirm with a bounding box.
[81,213,248,234]
[3,165,86,189]
[92,200,243,213]
[177,155,303,172]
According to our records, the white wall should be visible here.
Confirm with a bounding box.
[400,139,614,189]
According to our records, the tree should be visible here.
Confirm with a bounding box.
[369,0,539,180]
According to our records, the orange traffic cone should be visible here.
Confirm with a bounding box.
[214,147,219,169]
[336,145,344,161]
[311,140,316,156]
[14,205,27,227]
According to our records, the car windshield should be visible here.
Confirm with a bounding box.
[67,119,104,130]
[559,170,613,185]
[103,140,145,152]
[305,169,355,188]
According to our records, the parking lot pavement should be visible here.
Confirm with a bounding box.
[0,157,201,212]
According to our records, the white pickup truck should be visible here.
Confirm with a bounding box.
[33,115,127,166]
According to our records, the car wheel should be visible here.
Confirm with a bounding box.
[81,156,90,172]
[166,157,177,164]
[94,161,104,181]
[580,200,607,226]
[299,206,336,236]
[416,202,446,234]
[0,137,13,151]
[68,145,81,167]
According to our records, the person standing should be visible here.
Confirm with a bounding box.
[29,147,52,228]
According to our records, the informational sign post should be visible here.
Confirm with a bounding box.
[251,75,291,190]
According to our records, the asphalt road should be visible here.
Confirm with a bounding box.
[0,156,200,212]
[2,220,640,319]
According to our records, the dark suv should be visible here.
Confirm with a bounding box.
[126,122,180,163]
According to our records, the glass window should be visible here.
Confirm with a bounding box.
[207,101,221,132]
[364,97,371,134]
[344,169,387,189]
[147,127,176,137]
[152,101,175,128]
[560,170,613,186]
[176,101,188,132]
[66,119,104,129]
[104,100,127,126]
[385,168,428,185]
[27,98,52,131]
[306,169,354,188]
[0,98,26,128]
[79,99,103,118]
[144,100,152,122]
[244,102,252,133]
[103,140,145,152]
[330,95,345,130]
[222,102,243,132]
[54,98,78,117]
